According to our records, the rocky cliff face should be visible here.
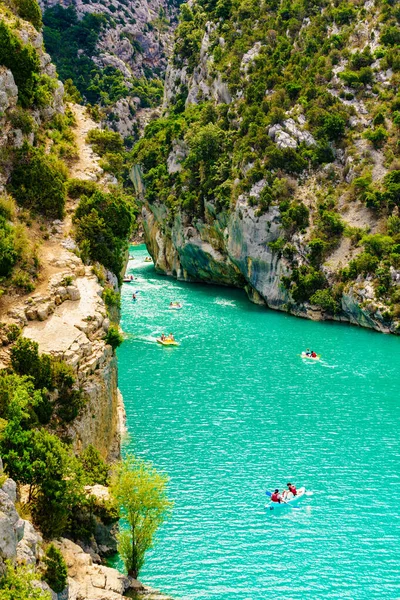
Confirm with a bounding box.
[136,0,400,335]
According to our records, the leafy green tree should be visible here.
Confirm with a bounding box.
[111,456,173,578]
[43,545,68,593]
[0,561,51,600]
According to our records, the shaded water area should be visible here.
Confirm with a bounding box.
[118,244,400,600]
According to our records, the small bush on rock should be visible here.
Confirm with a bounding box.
[43,545,67,593]
[105,325,123,351]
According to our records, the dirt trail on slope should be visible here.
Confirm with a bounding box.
[0,104,104,333]
[69,104,103,181]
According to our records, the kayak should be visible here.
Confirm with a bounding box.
[301,352,320,361]
[123,277,134,283]
[144,257,152,263]
[265,487,307,511]
[169,303,182,310]
[156,338,179,347]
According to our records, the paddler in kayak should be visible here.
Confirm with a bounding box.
[270,489,282,503]
[167,332,175,341]
[285,482,297,499]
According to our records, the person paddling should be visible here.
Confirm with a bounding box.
[271,489,282,503]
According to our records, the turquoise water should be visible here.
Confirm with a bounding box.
[118,244,400,600]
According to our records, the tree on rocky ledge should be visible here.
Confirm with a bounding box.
[111,455,173,579]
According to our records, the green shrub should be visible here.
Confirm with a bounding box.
[86,129,124,155]
[361,234,394,257]
[345,252,379,278]
[67,179,98,199]
[310,288,340,314]
[0,217,18,277]
[105,325,123,351]
[280,200,309,233]
[282,266,326,303]
[9,144,67,218]
[308,238,327,266]
[320,114,346,140]
[381,25,400,47]
[268,237,285,253]
[387,215,400,236]
[10,337,52,390]
[43,545,67,593]
[11,269,35,292]
[103,287,121,309]
[80,444,109,485]
[9,108,36,135]
[0,22,40,108]
[0,561,51,600]
[51,359,84,422]
[15,0,43,29]
[363,126,388,149]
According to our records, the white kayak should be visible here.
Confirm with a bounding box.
[266,487,308,511]
[301,352,320,361]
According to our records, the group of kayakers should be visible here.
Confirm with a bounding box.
[160,333,175,342]
[304,348,317,358]
[271,483,297,503]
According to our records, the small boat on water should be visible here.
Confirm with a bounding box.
[301,352,320,361]
[169,302,182,310]
[265,487,309,511]
[156,338,179,347]
[123,276,134,283]
[144,257,152,263]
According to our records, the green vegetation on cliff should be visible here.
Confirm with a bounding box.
[131,0,400,326]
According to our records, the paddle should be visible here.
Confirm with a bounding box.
[265,490,300,509]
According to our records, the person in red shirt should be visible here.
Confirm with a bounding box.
[287,482,297,496]
[271,489,282,503]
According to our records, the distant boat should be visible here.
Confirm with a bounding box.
[300,352,320,361]
[156,338,179,347]
[144,257,152,263]
[169,302,182,310]
[123,276,134,283]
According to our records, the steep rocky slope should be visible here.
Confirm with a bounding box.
[133,0,400,334]
[38,0,182,137]
[39,0,179,79]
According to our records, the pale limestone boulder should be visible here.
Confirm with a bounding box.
[1,478,16,503]
[16,521,43,565]
[67,286,81,301]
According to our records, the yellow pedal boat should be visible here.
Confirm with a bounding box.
[157,338,179,347]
